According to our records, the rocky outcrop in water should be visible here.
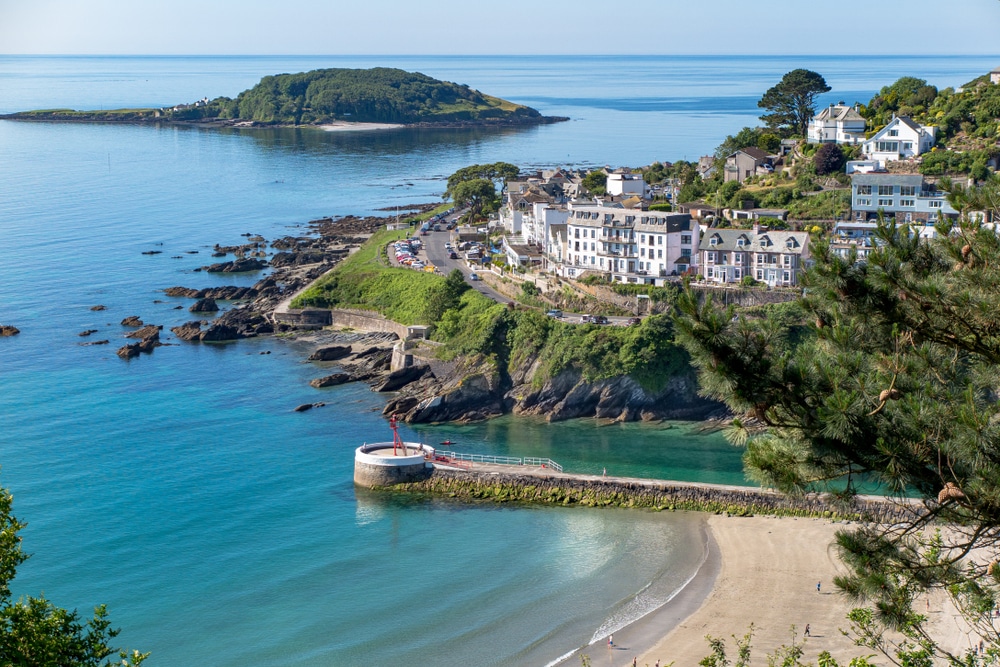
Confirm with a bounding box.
[190,298,219,313]
[308,345,352,362]
[164,286,258,300]
[121,316,144,327]
[0,325,20,336]
[117,325,160,360]
[204,258,267,273]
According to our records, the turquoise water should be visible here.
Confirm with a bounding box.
[1,55,997,665]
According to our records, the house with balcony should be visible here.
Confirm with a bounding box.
[807,104,867,145]
[862,116,936,163]
[699,226,809,287]
[724,147,773,183]
[562,205,698,284]
[607,172,647,197]
[851,173,958,223]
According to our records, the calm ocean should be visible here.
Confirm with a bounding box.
[0,54,996,666]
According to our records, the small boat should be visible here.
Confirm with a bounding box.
[440,440,456,446]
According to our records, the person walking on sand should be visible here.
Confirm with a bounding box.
[817,581,821,593]
[804,624,810,637]
[608,634,613,648]
[632,658,637,667]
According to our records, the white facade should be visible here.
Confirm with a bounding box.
[607,173,646,197]
[807,104,867,145]
[699,228,809,287]
[863,116,936,162]
[562,205,698,284]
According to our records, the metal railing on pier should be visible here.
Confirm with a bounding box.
[433,451,563,472]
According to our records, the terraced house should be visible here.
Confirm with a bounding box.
[563,205,698,285]
[698,226,810,287]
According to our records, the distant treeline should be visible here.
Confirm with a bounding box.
[197,67,543,125]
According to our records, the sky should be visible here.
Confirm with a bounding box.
[2,0,1000,56]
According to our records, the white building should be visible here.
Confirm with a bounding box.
[862,116,936,162]
[563,205,698,284]
[807,104,867,145]
[606,172,646,197]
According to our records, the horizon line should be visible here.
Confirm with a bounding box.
[2,53,1000,59]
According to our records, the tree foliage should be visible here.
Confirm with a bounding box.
[864,77,939,127]
[446,162,519,199]
[451,179,499,219]
[582,170,608,195]
[0,484,147,666]
[675,177,1000,665]
[213,67,542,125]
[814,143,846,175]
[758,69,831,137]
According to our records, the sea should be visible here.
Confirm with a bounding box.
[0,54,996,666]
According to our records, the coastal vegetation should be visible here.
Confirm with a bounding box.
[7,68,557,128]
[674,176,1000,665]
[0,483,147,666]
[757,69,831,137]
[445,162,519,220]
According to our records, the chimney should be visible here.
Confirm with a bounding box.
[752,221,760,235]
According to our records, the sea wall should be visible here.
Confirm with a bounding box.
[388,469,918,523]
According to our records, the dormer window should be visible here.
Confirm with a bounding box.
[710,237,719,246]
[737,238,746,247]
[786,238,797,249]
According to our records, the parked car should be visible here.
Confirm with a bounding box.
[546,309,563,318]
[449,251,458,259]
[469,272,480,281]
[593,315,609,325]
[580,314,593,323]
[627,317,642,326]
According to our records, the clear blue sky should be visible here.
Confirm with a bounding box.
[2,0,999,55]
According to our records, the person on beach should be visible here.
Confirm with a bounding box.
[817,581,821,593]
[608,634,613,648]
[804,624,810,637]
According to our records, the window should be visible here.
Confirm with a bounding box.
[574,229,580,238]
[681,248,691,257]
[733,253,742,264]
[707,268,714,278]
[756,253,764,263]
[876,141,899,153]
[783,255,791,266]
[737,238,745,247]
[734,268,742,279]
[888,129,898,137]
[710,237,718,246]
[902,142,912,150]
[756,270,763,280]
[878,185,893,196]
[857,199,871,206]
[658,249,663,258]
[707,252,716,264]
[658,236,663,245]
[783,271,791,282]
[929,200,943,208]
[590,242,596,251]
[591,229,596,238]
[900,186,916,196]
[574,242,579,251]
[900,199,914,207]
[600,258,605,268]
[878,198,893,207]
[681,234,692,244]
[857,185,872,195]
[640,248,646,257]
[640,234,645,243]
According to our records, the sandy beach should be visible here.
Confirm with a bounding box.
[319,121,404,132]
[584,514,978,667]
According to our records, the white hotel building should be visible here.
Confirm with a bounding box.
[563,205,699,284]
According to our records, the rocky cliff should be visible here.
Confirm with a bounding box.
[381,349,722,424]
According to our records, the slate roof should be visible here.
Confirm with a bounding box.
[701,228,808,254]
[851,173,924,187]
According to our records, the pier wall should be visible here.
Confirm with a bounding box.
[387,469,918,523]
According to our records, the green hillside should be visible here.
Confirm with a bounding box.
[217,67,544,125]
[7,67,553,127]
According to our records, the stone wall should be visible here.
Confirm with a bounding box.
[354,459,433,487]
[391,468,919,523]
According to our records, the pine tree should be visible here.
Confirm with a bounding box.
[675,176,1000,664]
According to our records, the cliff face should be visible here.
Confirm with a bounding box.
[382,348,722,424]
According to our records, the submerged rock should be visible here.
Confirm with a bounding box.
[120,315,144,327]
[0,325,20,336]
[190,298,219,313]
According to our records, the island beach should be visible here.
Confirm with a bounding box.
[319,121,405,132]
[592,515,975,667]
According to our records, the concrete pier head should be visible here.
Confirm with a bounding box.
[354,442,435,488]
